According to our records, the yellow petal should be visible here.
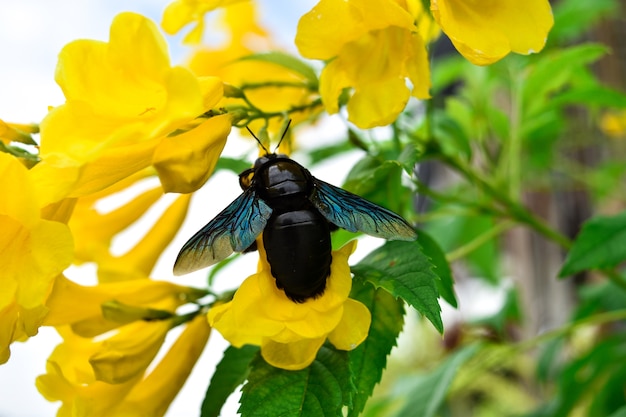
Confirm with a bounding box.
[152,114,231,193]
[70,186,162,264]
[44,275,201,327]
[36,330,142,416]
[209,301,266,347]
[295,0,414,60]
[56,13,168,107]
[115,315,211,416]
[198,76,226,109]
[32,138,159,205]
[405,0,441,44]
[162,0,255,38]
[99,194,192,280]
[38,12,216,204]
[347,78,411,128]
[0,303,19,364]
[317,26,430,128]
[89,320,170,384]
[327,298,371,350]
[261,336,326,370]
[431,0,554,65]
[0,153,73,362]
[0,152,38,222]
[161,0,195,34]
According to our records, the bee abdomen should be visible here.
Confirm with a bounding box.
[263,209,332,302]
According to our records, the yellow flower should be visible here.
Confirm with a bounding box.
[0,152,73,364]
[38,273,209,416]
[601,110,626,138]
[295,0,431,128]
[36,315,210,417]
[431,0,554,65]
[208,240,371,370]
[188,2,320,131]
[113,314,211,417]
[161,0,247,43]
[31,12,230,205]
[43,275,205,333]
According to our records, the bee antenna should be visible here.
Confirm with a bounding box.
[273,119,292,153]
[246,126,270,155]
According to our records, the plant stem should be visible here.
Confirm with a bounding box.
[446,220,516,262]
[440,154,572,249]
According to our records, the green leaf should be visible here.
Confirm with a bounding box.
[393,344,480,417]
[607,405,626,417]
[240,346,353,417]
[549,336,626,417]
[550,0,617,45]
[343,157,409,214]
[559,210,626,277]
[523,44,608,116]
[425,213,500,284]
[236,52,318,89]
[416,231,457,308]
[307,140,354,165]
[348,279,405,417]
[215,156,252,175]
[352,240,443,333]
[430,109,471,160]
[201,345,259,417]
[552,85,626,109]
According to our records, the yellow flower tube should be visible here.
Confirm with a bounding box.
[112,315,211,416]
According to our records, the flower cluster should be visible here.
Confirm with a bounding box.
[295,0,553,128]
[2,10,230,415]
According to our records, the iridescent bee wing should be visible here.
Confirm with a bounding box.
[173,187,272,275]
[310,179,417,241]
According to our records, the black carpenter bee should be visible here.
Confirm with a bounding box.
[173,126,417,302]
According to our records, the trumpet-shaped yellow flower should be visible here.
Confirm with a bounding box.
[431,0,554,65]
[189,2,320,132]
[113,314,211,416]
[38,273,209,416]
[37,314,210,417]
[43,275,206,333]
[0,153,73,364]
[208,240,371,370]
[296,0,431,128]
[32,12,230,205]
